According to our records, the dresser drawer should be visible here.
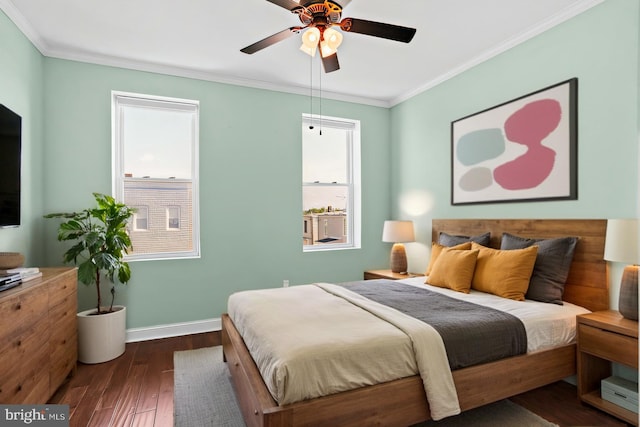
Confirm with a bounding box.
[49,292,78,396]
[49,293,77,327]
[0,318,49,387]
[50,333,77,397]
[0,289,48,342]
[50,304,77,361]
[579,324,639,368]
[48,272,77,308]
[0,339,49,404]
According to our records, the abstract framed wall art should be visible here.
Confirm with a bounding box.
[451,78,577,205]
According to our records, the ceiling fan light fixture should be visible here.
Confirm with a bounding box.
[319,41,333,57]
[320,27,343,56]
[240,0,416,73]
[301,27,321,56]
[324,27,343,48]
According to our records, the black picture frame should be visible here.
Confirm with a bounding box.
[451,78,577,205]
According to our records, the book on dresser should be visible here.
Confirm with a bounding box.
[21,271,42,282]
[0,267,39,275]
[0,267,42,283]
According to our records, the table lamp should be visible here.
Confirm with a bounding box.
[382,220,415,274]
[604,219,639,320]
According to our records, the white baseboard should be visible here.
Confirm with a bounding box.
[126,317,221,343]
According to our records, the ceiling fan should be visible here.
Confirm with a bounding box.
[240,0,417,73]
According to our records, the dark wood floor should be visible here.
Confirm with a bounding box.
[50,332,632,427]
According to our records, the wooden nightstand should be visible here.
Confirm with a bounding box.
[577,310,639,425]
[363,269,424,280]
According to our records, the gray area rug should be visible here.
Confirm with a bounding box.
[174,346,244,427]
[174,346,558,427]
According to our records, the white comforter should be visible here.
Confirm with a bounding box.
[228,282,461,420]
[227,279,590,421]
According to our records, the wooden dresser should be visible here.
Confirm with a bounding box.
[0,267,77,403]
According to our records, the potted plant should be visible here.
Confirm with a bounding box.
[45,192,135,364]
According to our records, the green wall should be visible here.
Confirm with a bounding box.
[2,0,639,330]
[0,11,44,264]
[40,60,392,328]
[0,8,392,329]
[390,0,639,309]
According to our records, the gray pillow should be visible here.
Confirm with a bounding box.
[500,232,578,305]
[439,231,491,247]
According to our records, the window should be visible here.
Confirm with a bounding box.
[112,91,200,260]
[302,114,360,251]
[167,206,180,230]
[133,206,149,231]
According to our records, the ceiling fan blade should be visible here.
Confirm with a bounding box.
[241,27,300,54]
[340,18,416,43]
[321,52,340,73]
[266,0,304,12]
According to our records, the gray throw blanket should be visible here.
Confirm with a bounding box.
[340,280,527,370]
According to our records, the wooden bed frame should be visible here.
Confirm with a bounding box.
[222,219,609,427]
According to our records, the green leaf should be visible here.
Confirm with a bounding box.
[44,192,135,305]
[77,261,97,286]
[118,263,131,284]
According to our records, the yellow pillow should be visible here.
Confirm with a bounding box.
[425,241,472,276]
[427,247,479,293]
[471,242,538,301]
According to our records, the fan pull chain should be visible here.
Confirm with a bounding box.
[319,55,322,136]
[308,52,315,131]
[310,52,313,124]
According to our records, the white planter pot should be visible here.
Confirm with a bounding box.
[77,305,126,364]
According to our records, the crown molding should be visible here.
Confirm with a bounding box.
[0,0,389,107]
[2,0,604,109]
[45,45,392,108]
[389,0,605,107]
[0,0,49,53]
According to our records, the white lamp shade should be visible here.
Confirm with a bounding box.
[320,40,335,58]
[300,27,320,57]
[382,220,415,243]
[320,27,343,57]
[604,219,639,264]
[324,28,343,48]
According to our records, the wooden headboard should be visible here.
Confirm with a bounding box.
[432,219,609,312]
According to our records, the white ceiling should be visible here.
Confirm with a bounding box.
[2,0,602,107]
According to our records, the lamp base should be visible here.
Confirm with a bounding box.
[618,265,638,321]
[390,243,408,274]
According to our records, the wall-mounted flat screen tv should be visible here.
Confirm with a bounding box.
[0,104,21,228]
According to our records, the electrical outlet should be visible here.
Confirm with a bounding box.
[283,280,289,288]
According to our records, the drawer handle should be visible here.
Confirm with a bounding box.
[16,340,21,347]
[15,303,21,310]
[16,384,22,392]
